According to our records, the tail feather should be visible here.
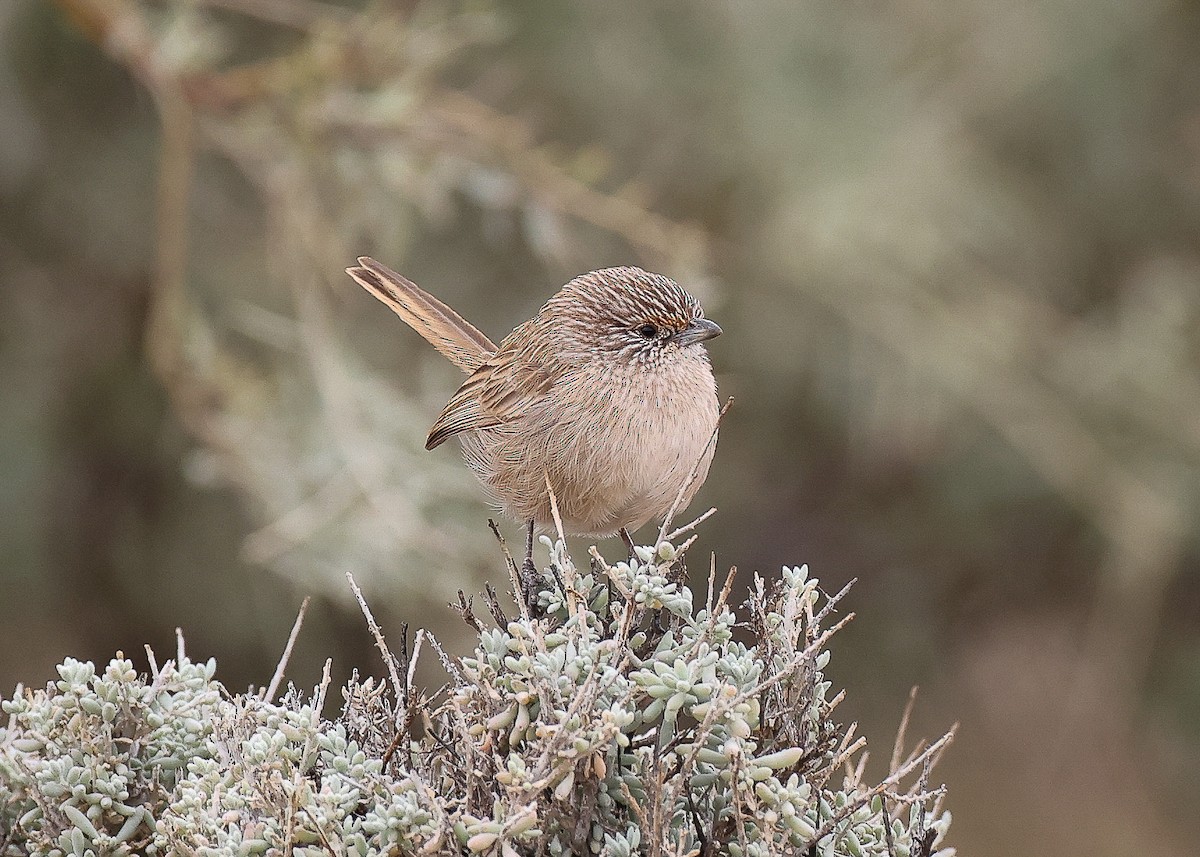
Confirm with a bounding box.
[347,257,496,374]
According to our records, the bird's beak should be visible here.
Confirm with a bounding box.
[675,318,722,346]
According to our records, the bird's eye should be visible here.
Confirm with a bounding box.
[637,324,658,339]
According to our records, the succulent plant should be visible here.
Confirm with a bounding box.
[1,528,953,856]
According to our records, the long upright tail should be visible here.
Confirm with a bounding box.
[347,257,497,374]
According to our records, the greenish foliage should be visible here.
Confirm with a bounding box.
[1,534,952,856]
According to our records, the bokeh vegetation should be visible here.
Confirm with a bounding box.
[1,1,1197,855]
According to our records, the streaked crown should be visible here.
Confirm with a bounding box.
[542,267,710,360]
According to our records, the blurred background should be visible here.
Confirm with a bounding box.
[2,0,1198,853]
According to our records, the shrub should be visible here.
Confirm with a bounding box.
[1,528,953,856]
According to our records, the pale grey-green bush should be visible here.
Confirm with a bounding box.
[1,533,953,856]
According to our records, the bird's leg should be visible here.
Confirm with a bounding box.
[619,527,636,563]
[520,519,540,612]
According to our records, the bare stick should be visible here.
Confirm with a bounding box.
[849,747,870,786]
[407,629,425,694]
[488,519,529,620]
[891,686,920,775]
[814,577,857,625]
[666,506,717,542]
[882,803,897,857]
[380,722,407,772]
[175,627,186,663]
[482,582,509,626]
[712,564,738,618]
[591,545,632,600]
[313,658,333,720]
[923,721,959,781]
[144,645,159,680]
[346,571,405,705]
[488,518,519,577]
[454,591,482,631]
[808,727,956,847]
[543,471,567,546]
[263,596,311,703]
[658,397,732,545]
[706,553,717,613]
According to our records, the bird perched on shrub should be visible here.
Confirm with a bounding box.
[347,257,721,591]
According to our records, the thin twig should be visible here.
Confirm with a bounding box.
[346,572,405,705]
[912,759,932,855]
[658,398,731,544]
[891,686,920,775]
[314,658,333,720]
[666,507,717,542]
[482,582,509,626]
[454,591,482,631]
[407,629,425,695]
[543,471,567,546]
[813,577,857,625]
[488,518,529,622]
[380,721,407,771]
[705,553,717,613]
[848,748,870,787]
[882,802,897,857]
[808,727,956,847]
[487,518,518,577]
[263,596,311,703]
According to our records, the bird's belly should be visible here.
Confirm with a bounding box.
[540,384,717,536]
[462,362,718,538]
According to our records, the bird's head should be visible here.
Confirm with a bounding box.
[544,267,721,368]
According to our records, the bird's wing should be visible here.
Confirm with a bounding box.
[347,257,496,374]
[425,355,557,449]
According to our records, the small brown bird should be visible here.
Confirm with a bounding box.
[347,257,721,550]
